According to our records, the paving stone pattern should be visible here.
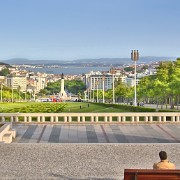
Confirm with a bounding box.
[13,124,180,143]
[0,144,180,179]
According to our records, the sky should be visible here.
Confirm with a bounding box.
[0,0,179,60]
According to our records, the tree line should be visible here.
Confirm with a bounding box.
[0,86,31,102]
[88,59,180,109]
[137,58,180,109]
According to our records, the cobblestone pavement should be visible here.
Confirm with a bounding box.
[12,124,180,143]
[0,144,179,179]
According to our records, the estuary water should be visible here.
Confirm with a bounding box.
[21,66,110,75]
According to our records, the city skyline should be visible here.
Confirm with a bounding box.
[0,0,180,60]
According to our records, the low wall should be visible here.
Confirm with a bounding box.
[0,112,180,123]
[0,123,11,141]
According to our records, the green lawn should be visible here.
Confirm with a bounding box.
[0,102,129,113]
[0,102,32,110]
[63,102,127,112]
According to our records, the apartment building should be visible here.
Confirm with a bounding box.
[6,74,27,92]
[84,71,123,90]
[28,73,47,93]
[126,77,140,87]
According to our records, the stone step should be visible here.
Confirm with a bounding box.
[2,133,13,143]
[8,129,16,138]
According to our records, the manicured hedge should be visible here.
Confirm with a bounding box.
[0,103,67,113]
[91,103,156,112]
[158,109,180,112]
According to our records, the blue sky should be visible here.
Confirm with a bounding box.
[0,0,179,60]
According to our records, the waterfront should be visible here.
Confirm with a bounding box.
[21,66,110,75]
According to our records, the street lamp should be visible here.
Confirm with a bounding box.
[23,91,27,102]
[96,80,99,103]
[112,73,115,104]
[87,89,90,102]
[18,86,21,102]
[84,90,87,101]
[11,86,14,103]
[34,78,38,101]
[89,89,91,102]
[102,75,105,103]
[131,50,139,106]
[33,90,36,101]
[111,67,115,104]
[30,91,32,101]
[25,85,28,102]
[92,78,95,102]
[0,83,3,103]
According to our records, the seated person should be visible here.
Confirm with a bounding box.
[153,151,175,169]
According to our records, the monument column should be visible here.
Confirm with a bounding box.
[59,73,67,98]
[60,73,64,97]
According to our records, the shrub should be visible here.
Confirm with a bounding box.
[91,103,156,112]
[0,102,67,113]
[158,109,180,112]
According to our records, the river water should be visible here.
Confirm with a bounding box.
[21,66,110,75]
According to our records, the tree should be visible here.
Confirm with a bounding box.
[169,59,180,109]
[40,79,86,95]
[124,67,134,72]
[115,81,129,103]
[137,59,180,109]
[65,80,86,94]
[0,68,10,76]
[105,89,113,102]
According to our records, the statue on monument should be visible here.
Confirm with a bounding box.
[61,73,64,79]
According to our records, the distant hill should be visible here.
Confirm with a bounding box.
[1,56,177,66]
[0,61,11,67]
[1,58,67,65]
[73,57,176,64]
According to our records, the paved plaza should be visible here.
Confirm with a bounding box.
[1,124,180,179]
[0,144,180,179]
[12,124,180,143]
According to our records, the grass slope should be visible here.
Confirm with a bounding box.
[0,102,129,113]
[63,102,127,112]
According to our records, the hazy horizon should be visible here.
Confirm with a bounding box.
[1,56,177,62]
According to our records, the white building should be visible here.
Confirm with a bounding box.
[126,77,140,87]
[84,71,123,90]
[28,73,47,93]
[6,74,27,92]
